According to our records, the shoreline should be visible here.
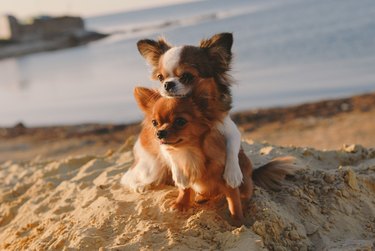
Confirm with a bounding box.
[1,91,374,162]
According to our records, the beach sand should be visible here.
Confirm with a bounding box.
[1,93,374,250]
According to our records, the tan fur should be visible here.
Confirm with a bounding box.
[199,32,233,84]
[137,38,171,67]
[132,33,298,225]
[134,87,253,225]
[252,157,297,191]
[136,33,234,112]
[133,87,298,225]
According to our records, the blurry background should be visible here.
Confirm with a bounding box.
[1,0,375,127]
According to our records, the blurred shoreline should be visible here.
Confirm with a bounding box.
[2,0,374,126]
[0,15,108,60]
[1,91,374,162]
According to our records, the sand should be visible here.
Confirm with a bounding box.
[1,138,374,250]
[1,93,375,250]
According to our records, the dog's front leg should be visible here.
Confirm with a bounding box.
[224,187,244,226]
[172,188,192,212]
[121,138,167,192]
[217,115,243,188]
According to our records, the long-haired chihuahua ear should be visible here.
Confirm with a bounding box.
[199,32,233,74]
[133,87,161,113]
[200,33,233,54]
[137,38,171,66]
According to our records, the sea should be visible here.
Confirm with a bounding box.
[1,0,375,127]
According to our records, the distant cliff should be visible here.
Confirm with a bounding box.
[0,15,108,59]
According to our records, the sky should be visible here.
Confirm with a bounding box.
[0,0,195,18]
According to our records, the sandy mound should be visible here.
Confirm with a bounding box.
[1,140,374,250]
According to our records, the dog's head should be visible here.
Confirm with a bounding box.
[134,86,221,147]
[136,33,233,103]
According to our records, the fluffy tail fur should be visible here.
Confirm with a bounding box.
[252,156,297,191]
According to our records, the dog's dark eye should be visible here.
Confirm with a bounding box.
[152,120,158,127]
[157,74,164,82]
[180,72,194,84]
[174,117,187,127]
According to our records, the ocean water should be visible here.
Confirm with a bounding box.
[1,0,375,126]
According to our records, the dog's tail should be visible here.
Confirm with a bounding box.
[252,156,298,191]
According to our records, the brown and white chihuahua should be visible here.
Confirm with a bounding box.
[131,86,296,225]
[121,33,244,191]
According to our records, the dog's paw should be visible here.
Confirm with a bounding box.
[223,160,243,188]
[120,171,133,187]
[194,194,209,204]
[120,171,146,193]
[171,200,190,212]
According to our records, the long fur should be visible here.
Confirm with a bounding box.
[199,32,234,96]
[127,87,298,226]
[128,33,245,189]
[137,38,171,67]
[140,90,251,224]
[252,157,297,191]
[120,139,171,192]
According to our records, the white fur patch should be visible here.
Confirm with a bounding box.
[160,146,189,188]
[121,139,167,192]
[217,115,243,188]
[160,46,193,97]
[159,77,192,97]
[162,46,183,76]
[160,146,202,189]
[191,183,204,195]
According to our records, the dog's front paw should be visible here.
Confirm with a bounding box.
[171,200,190,212]
[120,171,147,193]
[228,216,245,228]
[194,193,209,204]
[223,160,243,188]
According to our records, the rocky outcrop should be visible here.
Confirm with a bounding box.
[0,15,108,59]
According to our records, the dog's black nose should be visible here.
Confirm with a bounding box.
[156,130,168,139]
[164,81,176,91]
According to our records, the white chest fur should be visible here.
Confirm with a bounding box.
[160,145,203,189]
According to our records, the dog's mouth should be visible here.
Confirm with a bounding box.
[160,87,191,98]
[169,94,187,98]
[160,139,183,145]
[162,93,188,98]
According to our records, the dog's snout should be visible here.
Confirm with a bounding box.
[164,81,176,92]
[156,130,168,139]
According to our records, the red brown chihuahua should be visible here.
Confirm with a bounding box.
[133,86,297,225]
